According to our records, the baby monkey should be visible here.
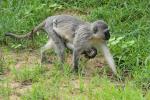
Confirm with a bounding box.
[5,15,116,74]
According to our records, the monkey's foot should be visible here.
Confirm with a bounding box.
[70,67,78,74]
[71,68,85,76]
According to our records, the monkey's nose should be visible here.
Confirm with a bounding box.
[104,30,110,40]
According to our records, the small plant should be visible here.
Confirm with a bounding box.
[0,82,11,100]
[133,65,150,91]
[11,65,45,82]
[79,77,84,93]
[0,49,6,75]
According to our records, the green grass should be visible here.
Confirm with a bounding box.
[0,0,150,99]
[11,65,46,82]
[0,84,11,100]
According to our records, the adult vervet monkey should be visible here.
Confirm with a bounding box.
[5,15,116,74]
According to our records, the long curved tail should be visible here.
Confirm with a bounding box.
[5,20,46,39]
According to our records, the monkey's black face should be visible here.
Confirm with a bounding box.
[103,29,110,40]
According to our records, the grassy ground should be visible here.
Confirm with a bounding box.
[0,0,150,100]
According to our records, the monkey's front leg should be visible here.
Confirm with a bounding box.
[100,43,117,74]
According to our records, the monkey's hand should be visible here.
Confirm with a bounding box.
[83,47,97,59]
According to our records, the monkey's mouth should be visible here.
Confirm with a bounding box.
[105,37,110,40]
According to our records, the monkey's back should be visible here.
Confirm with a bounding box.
[49,15,86,42]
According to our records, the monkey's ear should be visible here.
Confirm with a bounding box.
[93,26,98,34]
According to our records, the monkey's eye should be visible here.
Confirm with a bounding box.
[93,27,98,34]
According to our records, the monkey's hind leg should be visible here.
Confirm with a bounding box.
[45,28,65,64]
[40,39,54,64]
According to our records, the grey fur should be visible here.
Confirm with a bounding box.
[5,15,116,74]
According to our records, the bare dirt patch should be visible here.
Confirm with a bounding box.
[10,81,32,100]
